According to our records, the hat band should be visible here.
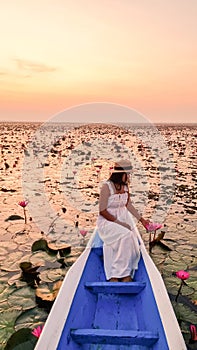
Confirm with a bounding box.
[114,166,132,171]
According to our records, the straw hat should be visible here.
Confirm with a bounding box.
[113,159,132,173]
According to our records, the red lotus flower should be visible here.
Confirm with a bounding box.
[190,324,197,342]
[176,270,190,280]
[175,270,190,302]
[79,230,88,237]
[145,222,162,232]
[18,200,28,208]
[32,325,44,338]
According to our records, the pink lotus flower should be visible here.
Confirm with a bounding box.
[145,222,162,232]
[18,200,28,224]
[190,324,197,342]
[79,230,88,237]
[18,200,28,208]
[175,270,190,302]
[32,325,44,338]
[176,270,190,280]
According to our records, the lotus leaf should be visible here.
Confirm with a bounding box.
[8,273,22,286]
[47,242,71,256]
[30,251,56,266]
[0,286,16,303]
[4,328,37,350]
[36,280,62,302]
[0,301,10,312]
[0,240,18,251]
[169,251,184,262]
[39,270,55,283]
[47,268,65,282]
[19,262,40,274]
[13,234,29,245]
[15,307,48,331]
[182,255,196,267]
[1,252,23,272]
[176,247,195,257]
[0,309,23,347]
[0,247,8,256]
[172,301,197,325]
[8,286,37,310]
[163,276,180,294]
[31,239,48,252]
[5,215,24,222]
[163,261,187,275]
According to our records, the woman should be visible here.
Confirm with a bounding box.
[97,159,149,282]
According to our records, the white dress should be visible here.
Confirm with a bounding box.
[97,181,141,280]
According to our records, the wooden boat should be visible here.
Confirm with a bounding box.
[35,229,187,350]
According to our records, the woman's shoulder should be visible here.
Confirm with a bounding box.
[100,180,113,194]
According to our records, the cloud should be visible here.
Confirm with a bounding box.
[14,59,57,73]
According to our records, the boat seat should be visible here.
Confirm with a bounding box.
[85,281,146,294]
[70,328,159,346]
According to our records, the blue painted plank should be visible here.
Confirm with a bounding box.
[85,282,146,294]
[93,293,139,331]
[71,329,159,346]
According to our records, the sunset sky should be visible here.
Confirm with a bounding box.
[0,0,197,123]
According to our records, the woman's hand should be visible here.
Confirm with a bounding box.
[139,217,150,229]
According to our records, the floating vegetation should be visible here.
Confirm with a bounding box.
[4,328,37,350]
[5,215,24,222]
[1,122,197,348]
[36,280,63,306]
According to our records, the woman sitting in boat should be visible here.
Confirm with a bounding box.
[97,159,149,282]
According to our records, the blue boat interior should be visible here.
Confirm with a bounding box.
[57,247,169,350]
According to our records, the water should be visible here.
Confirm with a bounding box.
[0,122,196,348]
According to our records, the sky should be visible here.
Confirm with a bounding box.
[0,0,197,123]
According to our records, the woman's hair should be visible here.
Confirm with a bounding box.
[109,170,128,190]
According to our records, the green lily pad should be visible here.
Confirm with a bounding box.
[19,262,40,274]
[0,309,23,347]
[5,215,24,222]
[163,260,187,276]
[1,252,23,272]
[36,280,62,302]
[30,251,56,266]
[8,287,37,310]
[31,239,48,252]
[8,274,22,287]
[163,276,180,294]
[47,242,71,256]
[13,234,29,245]
[39,270,55,283]
[0,275,8,293]
[0,240,18,251]
[47,268,65,282]
[0,247,8,256]
[172,301,197,325]
[15,307,48,331]
[0,286,16,304]
[4,328,37,350]
[169,251,184,262]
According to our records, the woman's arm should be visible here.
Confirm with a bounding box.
[99,183,116,221]
[127,194,149,228]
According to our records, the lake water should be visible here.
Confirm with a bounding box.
[0,122,196,348]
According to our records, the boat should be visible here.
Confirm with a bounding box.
[35,228,187,350]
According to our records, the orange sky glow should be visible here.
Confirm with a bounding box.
[0,0,197,123]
